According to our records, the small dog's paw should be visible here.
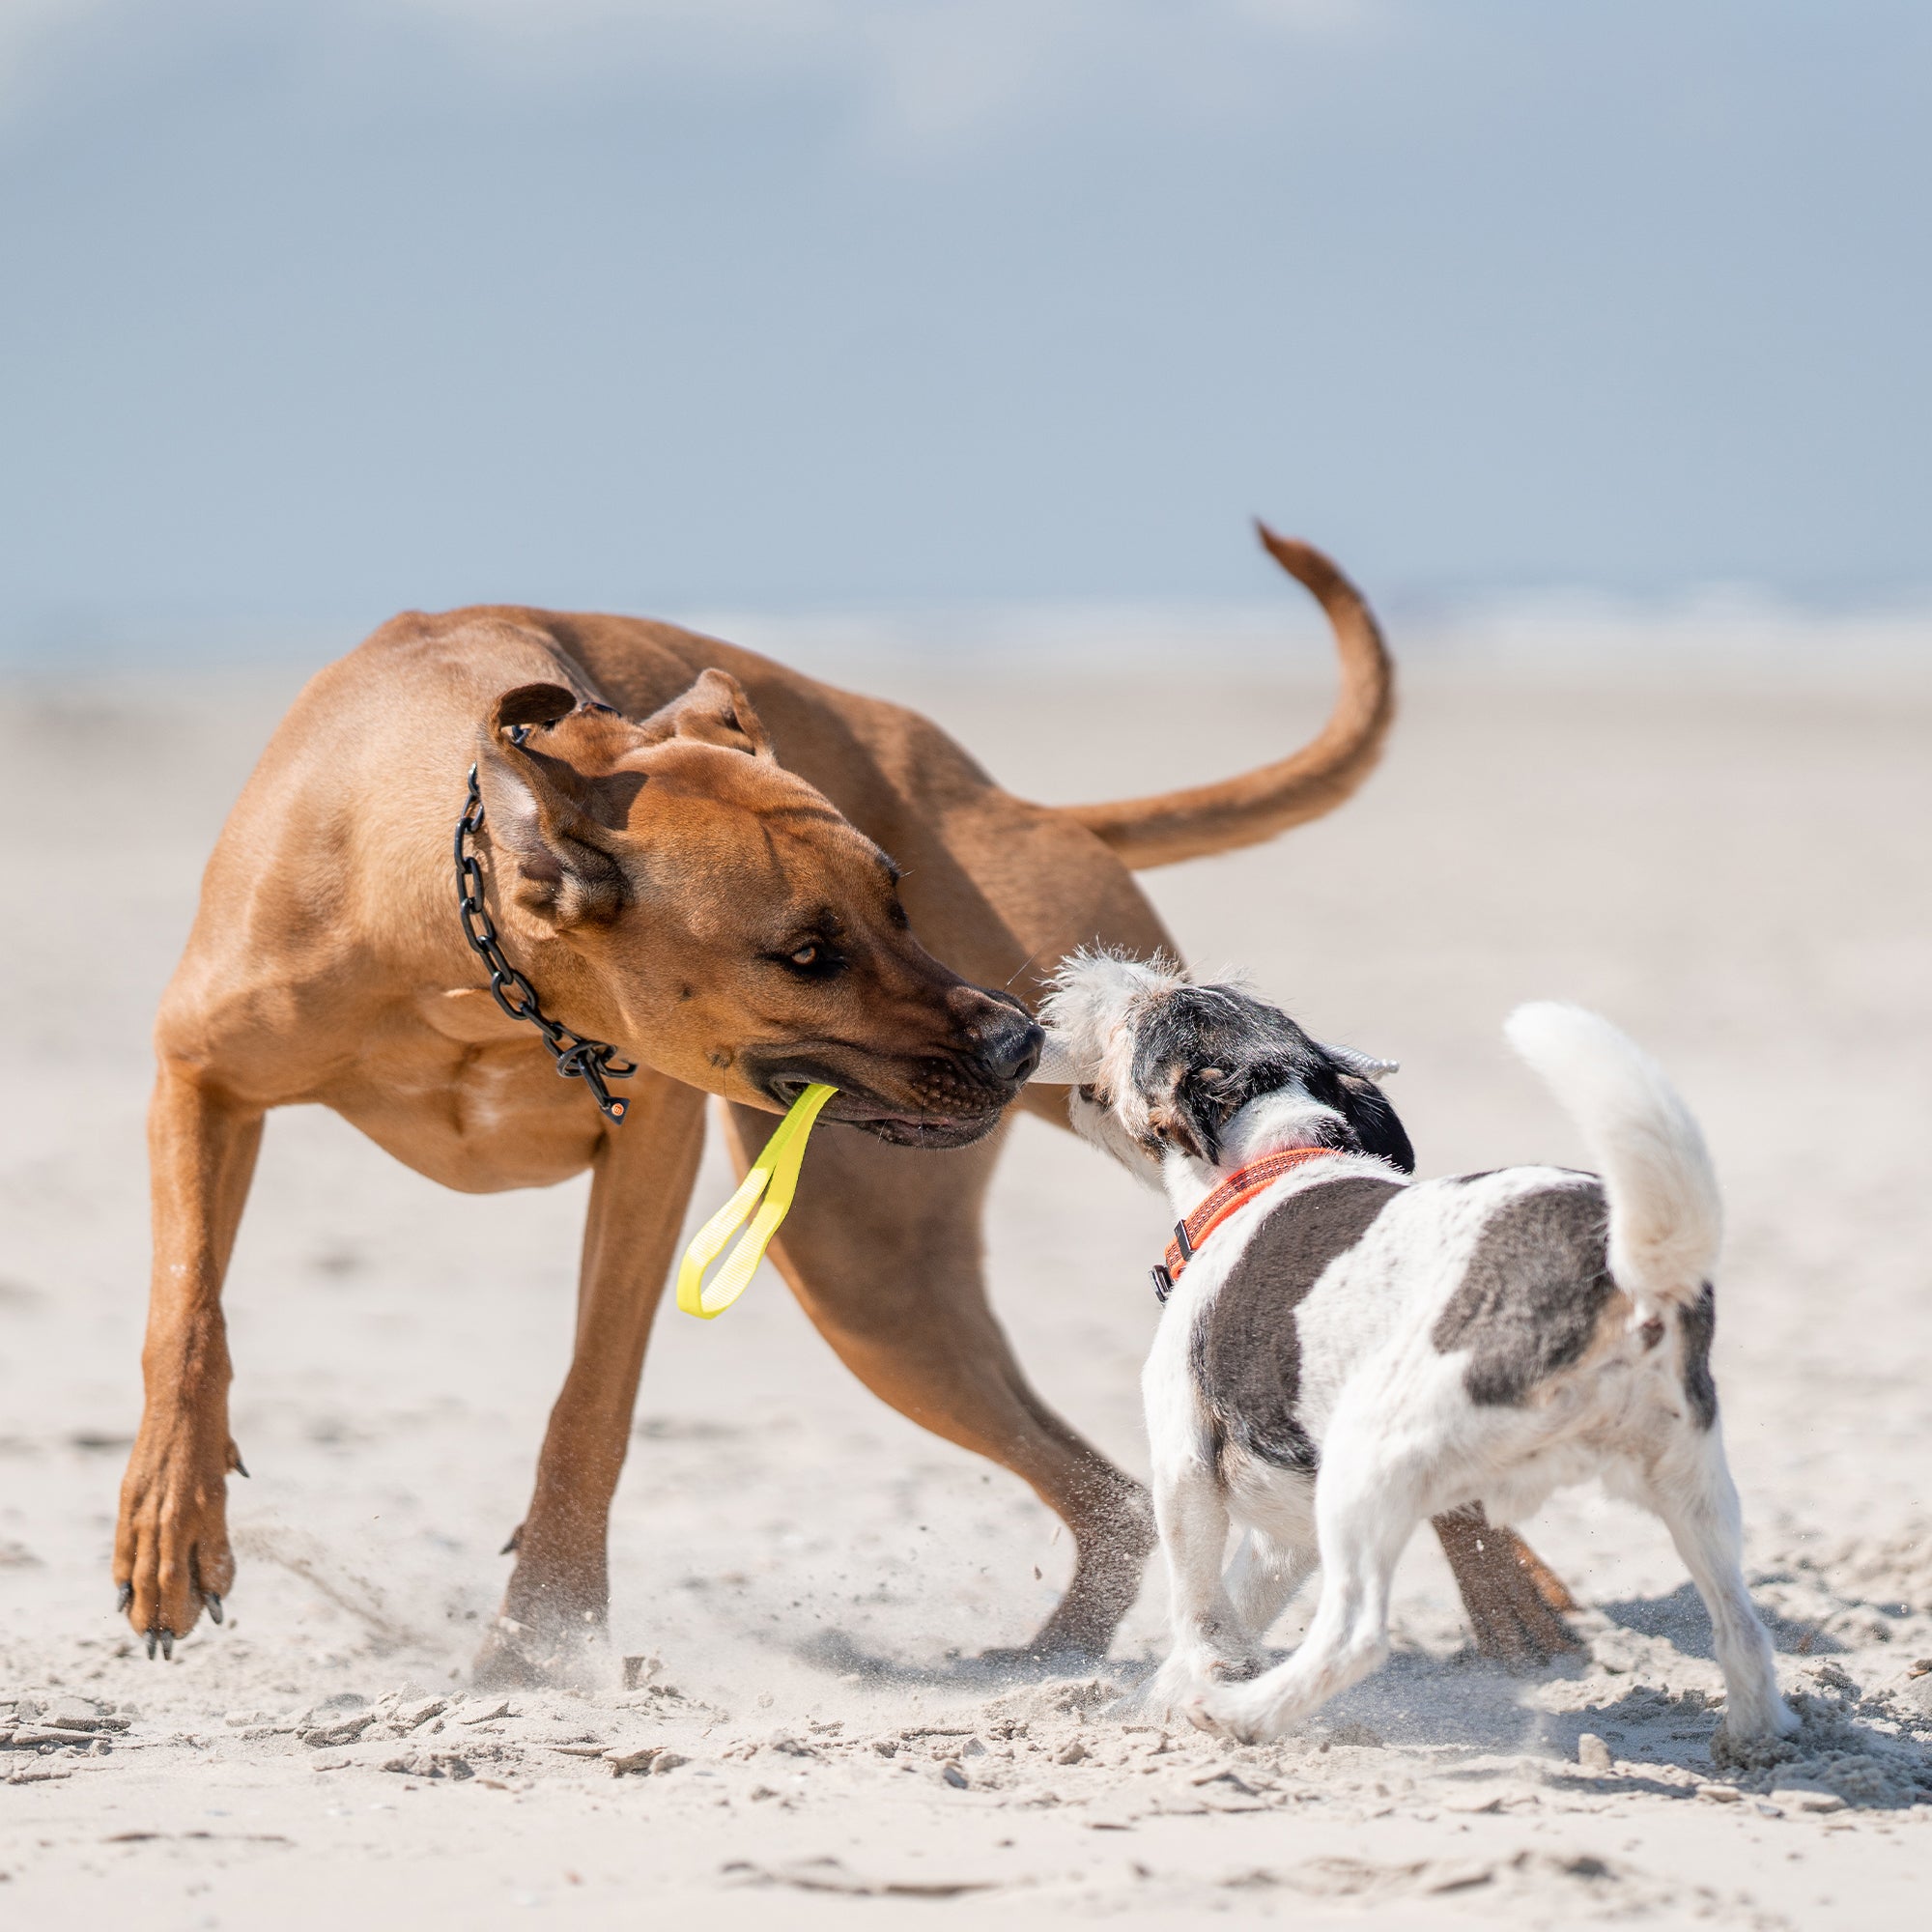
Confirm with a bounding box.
[1732,1694,1806,1744]
[1145,1660,1208,1717]
[1208,1653,1265,1684]
[1181,1681,1264,1742]
[1710,1696,1804,1762]
[1148,1650,1260,1717]
[1181,1691,1228,1737]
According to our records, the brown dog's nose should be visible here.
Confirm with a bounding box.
[975,1009,1044,1086]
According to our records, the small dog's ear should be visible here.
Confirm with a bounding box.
[1144,1064,1228,1165]
[1336,1075,1414,1174]
[1146,1099,1213,1165]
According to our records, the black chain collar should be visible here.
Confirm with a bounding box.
[454,764,637,1122]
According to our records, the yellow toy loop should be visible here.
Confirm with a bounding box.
[676,1083,838,1320]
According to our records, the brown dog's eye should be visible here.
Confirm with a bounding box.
[775,939,845,980]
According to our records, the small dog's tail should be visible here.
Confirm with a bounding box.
[1505,1003,1720,1315]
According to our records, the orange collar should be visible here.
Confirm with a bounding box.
[1151,1146,1345,1302]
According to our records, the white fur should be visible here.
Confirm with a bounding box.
[1036,950,1187,1187]
[1506,1001,1721,1318]
[1037,947,1178,1077]
[1053,955,1795,1751]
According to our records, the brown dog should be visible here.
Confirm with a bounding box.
[115,526,1576,1680]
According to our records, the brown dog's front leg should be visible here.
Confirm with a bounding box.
[1434,1505,1580,1665]
[117,1068,264,1656]
[474,1072,706,1689]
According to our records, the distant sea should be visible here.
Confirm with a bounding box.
[5,590,1929,689]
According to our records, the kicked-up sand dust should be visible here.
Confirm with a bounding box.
[2,637,1929,1929]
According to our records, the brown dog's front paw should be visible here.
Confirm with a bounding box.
[470,1619,553,1690]
[474,1548,612,1690]
[471,1612,608,1690]
[114,1419,238,1654]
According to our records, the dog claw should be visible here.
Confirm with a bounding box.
[144,1629,157,1660]
[116,1582,133,1614]
[205,1592,224,1625]
[160,1630,174,1661]
[233,1454,250,1479]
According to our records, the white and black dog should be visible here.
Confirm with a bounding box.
[1037,952,1796,1747]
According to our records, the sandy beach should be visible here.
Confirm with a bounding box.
[3,637,1929,1929]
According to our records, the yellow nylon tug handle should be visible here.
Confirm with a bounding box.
[676,1083,838,1320]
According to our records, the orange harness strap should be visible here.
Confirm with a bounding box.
[1152,1146,1345,1303]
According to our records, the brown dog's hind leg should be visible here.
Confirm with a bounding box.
[1513,1528,1580,1614]
[117,1067,264,1656]
[1433,1505,1581,1665]
[728,1106,1155,1662]
[474,1072,707,1689]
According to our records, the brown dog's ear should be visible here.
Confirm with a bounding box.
[636,668,775,759]
[492,682,582,740]
[478,685,638,928]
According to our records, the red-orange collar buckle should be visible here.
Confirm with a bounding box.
[1151,1146,1345,1303]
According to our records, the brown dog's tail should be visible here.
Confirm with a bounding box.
[1063,524,1395,870]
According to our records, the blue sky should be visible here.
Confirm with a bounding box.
[1,1,1926,644]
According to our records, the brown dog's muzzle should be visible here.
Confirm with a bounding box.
[748,985,1043,1150]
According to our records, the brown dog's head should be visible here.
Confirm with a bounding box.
[474,672,1039,1147]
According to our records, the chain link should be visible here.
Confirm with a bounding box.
[453,765,637,1122]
